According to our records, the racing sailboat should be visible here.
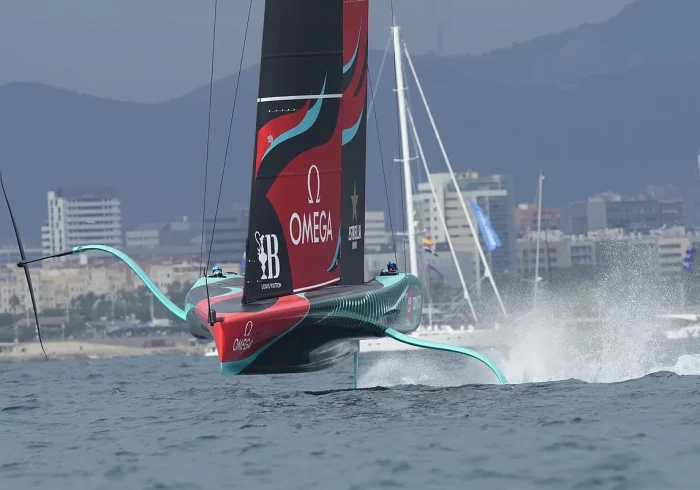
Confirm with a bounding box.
[1,0,507,385]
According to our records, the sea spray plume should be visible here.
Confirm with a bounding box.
[362,234,692,387]
[503,232,682,384]
[586,236,665,382]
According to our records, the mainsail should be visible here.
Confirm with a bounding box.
[243,0,344,303]
[340,0,369,285]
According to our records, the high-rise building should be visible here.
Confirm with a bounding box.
[41,189,122,255]
[514,203,560,235]
[567,192,685,235]
[125,216,199,257]
[413,172,516,277]
[364,211,389,252]
[203,203,248,266]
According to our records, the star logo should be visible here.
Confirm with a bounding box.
[351,182,359,221]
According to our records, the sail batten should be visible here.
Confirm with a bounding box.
[258,94,342,103]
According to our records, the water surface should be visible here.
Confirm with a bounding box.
[2,352,700,489]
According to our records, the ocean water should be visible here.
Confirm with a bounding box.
[2,348,700,490]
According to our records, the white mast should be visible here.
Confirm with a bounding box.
[533,171,544,310]
[407,107,478,323]
[402,42,507,318]
[392,24,418,277]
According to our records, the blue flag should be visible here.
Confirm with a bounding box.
[426,260,444,280]
[684,247,695,271]
[469,198,501,251]
[240,249,246,273]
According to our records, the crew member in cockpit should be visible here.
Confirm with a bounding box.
[210,265,225,278]
[380,261,399,276]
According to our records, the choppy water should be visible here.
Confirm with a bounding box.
[2,349,700,490]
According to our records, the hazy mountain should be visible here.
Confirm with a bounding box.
[0,0,632,102]
[449,0,700,87]
[1,0,699,245]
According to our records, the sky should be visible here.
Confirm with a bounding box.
[0,0,634,103]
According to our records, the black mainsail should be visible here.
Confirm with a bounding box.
[243,0,344,304]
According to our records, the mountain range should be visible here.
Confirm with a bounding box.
[2,0,700,245]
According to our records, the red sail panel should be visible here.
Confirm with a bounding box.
[340,0,369,285]
[243,0,343,304]
[265,121,342,293]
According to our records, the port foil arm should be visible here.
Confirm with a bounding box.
[72,245,187,321]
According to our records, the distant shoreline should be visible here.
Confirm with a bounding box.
[0,338,206,364]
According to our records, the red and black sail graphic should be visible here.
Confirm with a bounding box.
[340,0,369,285]
[243,0,343,304]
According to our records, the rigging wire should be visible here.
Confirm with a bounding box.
[368,66,398,264]
[202,0,254,323]
[205,0,254,274]
[199,0,219,277]
[367,33,392,118]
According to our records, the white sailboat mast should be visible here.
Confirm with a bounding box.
[392,24,418,277]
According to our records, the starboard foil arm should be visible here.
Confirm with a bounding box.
[383,327,508,385]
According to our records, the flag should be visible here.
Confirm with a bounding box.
[422,236,438,256]
[240,249,246,273]
[469,198,501,251]
[684,247,695,271]
[426,260,444,280]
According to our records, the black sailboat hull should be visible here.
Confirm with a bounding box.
[186,272,422,375]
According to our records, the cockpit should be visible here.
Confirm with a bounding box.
[379,261,399,276]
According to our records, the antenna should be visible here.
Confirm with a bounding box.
[533,170,544,310]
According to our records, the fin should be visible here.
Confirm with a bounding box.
[353,351,359,389]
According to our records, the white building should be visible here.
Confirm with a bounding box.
[413,171,516,277]
[515,226,700,278]
[41,189,123,255]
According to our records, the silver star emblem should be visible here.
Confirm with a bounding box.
[351,183,359,221]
